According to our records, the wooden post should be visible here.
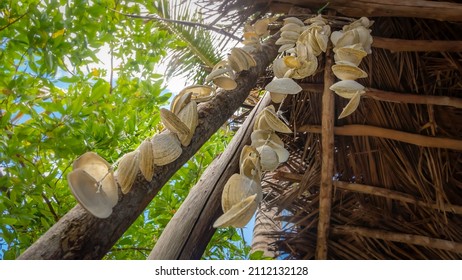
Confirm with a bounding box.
[148,93,272,260]
[315,47,335,259]
[18,35,280,260]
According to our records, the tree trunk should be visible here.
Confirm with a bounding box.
[18,34,279,260]
[250,203,280,258]
[148,93,272,260]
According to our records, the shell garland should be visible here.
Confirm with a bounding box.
[330,17,373,119]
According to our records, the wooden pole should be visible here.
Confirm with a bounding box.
[331,225,462,253]
[315,47,335,259]
[18,35,280,260]
[299,125,462,151]
[372,37,462,53]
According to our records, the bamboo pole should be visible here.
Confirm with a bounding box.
[315,47,335,260]
[18,35,280,260]
[269,0,462,22]
[274,172,462,215]
[331,225,462,253]
[299,125,462,151]
[372,37,462,53]
[148,93,272,260]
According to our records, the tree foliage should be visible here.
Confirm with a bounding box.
[0,0,249,259]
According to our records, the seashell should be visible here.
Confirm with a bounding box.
[213,76,238,90]
[257,145,279,171]
[160,108,190,136]
[68,168,114,218]
[253,18,270,36]
[170,91,192,115]
[281,23,302,33]
[151,132,183,166]
[338,91,362,119]
[333,29,360,50]
[278,43,295,53]
[281,30,300,41]
[71,152,118,208]
[329,80,365,99]
[275,37,296,45]
[116,150,140,194]
[179,85,214,103]
[265,77,302,95]
[213,193,259,228]
[298,29,322,56]
[283,56,302,69]
[239,145,260,168]
[262,107,292,133]
[253,113,272,131]
[177,101,198,147]
[243,31,259,41]
[283,17,304,27]
[332,63,368,81]
[272,58,291,78]
[330,30,343,46]
[270,92,287,103]
[206,62,237,90]
[251,129,284,147]
[138,139,155,182]
[295,42,308,60]
[304,14,328,25]
[227,47,256,72]
[221,173,262,213]
[239,145,261,181]
[355,26,373,54]
[334,44,367,66]
[314,30,329,53]
[343,17,373,31]
[241,44,257,53]
[292,56,318,79]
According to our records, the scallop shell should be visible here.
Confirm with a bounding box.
[262,107,292,133]
[177,100,198,147]
[221,174,262,213]
[265,77,302,95]
[338,91,362,119]
[213,193,259,228]
[334,44,367,66]
[283,17,304,27]
[332,63,368,81]
[71,152,118,207]
[67,168,114,218]
[329,80,365,99]
[138,139,155,182]
[179,85,214,103]
[170,91,192,115]
[160,108,190,136]
[257,145,279,171]
[115,150,140,194]
[151,132,182,166]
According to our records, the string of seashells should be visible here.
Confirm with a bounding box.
[329,17,373,118]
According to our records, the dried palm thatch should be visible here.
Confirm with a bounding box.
[204,0,462,259]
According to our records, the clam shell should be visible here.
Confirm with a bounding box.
[329,80,365,99]
[170,91,192,115]
[67,168,114,218]
[177,101,198,146]
[338,91,362,119]
[72,152,118,207]
[276,37,297,45]
[304,14,328,25]
[179,85,214,103]
[283,56,302,69]
[251,129,284,147]
[332,63,368,80]
[265,77,302,95]
[239,145,260,168]
[138,139,155,182]
[281,23,302,33]
[272,58,291,78]
[263,108,292,133]
[240,146,261,181]
[213,193,259,228]
[151,132,182,166]
[253,113,272,131]
[160,108,190,136]
[314,31,329,53]
[278,43,295,53]
[116,150,140,194]
[334,44,367,66]
[221,174,262,213]
[257,145,280,171]
[213,76,237,90]
[254,18,270,36]
[281,30,300,41]
[292,56,318,79]
[283,17,304,27]
[270,92,287,103]
[243,31,258,41]
[344,17,373,31]
[228,47,256,72]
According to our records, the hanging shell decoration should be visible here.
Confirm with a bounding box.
[242,17,275,53]
[330,17,373,119]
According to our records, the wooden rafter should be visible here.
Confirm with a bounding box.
[372,37,462,53]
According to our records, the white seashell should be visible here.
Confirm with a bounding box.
[278,43,295,53]
[151,132,183,166]
[276,37,296,45]
[177,101,198,147]
[170,91,192,115]
[239,145,261,181]
[221,173,262,213]
[116,150,140,194]
[283,17,304,27]
[270,92,287,103]
[67,168,114,218]
[265,77,302,95]
[281,23,302,33]
[251,129,285,147]
[334,44,367,66]
[138,139,155,182]
[281,30,300,41]
[272,57,291,78]
[257,145,279,171]
[253,18,270,36]
[304,14,328,25]
[329,80,366,99]
[179,85,215,103]
[292,56,318,79]
[160,108,190,136]
[227,47,256,72]
[262,107,292,133]
[332,63,368,81]
[338,91,362,119]
[283,56,302,69]
[213,193,259,228]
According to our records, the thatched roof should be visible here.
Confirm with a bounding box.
[202,0,462,259]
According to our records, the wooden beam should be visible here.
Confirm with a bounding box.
[315,46,335,259]
[18,35,280,260]
[364,88,462,109]
[148,93,272,260]
[272,0,462,22]
[275,172,462,215]
[372,37,462,53]
[299,125,462,151]
[331,225,462,253]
